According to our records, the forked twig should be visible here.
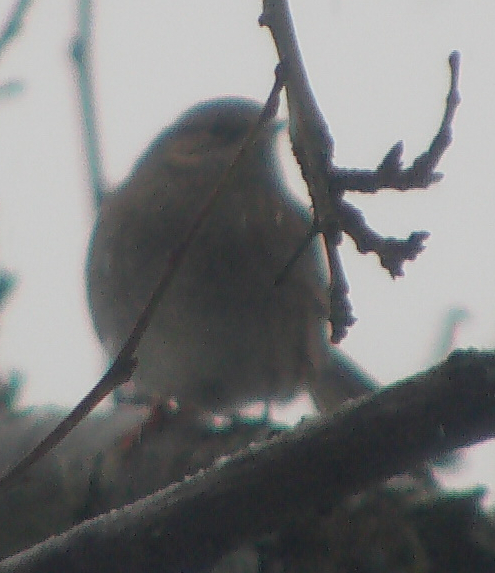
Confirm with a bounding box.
[261,0,460,342]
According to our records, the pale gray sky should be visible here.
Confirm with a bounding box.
[0,0,494,499]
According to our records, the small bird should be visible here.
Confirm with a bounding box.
[87,97,368,415]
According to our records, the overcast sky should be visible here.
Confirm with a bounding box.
[0,0,494,499]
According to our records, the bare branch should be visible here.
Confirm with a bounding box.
[0,0,33,62]
[71,0,105,212]
[260,0,355,341]
[2,349,495,573]
[0,355,137,492]
[0,67,286,494]
[260,1,460,342]
[332,52,461,193]
[340,201,430,278]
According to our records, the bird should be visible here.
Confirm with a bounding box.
[86,97,371,417]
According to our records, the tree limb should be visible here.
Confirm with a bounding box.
[1,349,494,573]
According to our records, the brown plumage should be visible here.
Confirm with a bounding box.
[87,97,367,413]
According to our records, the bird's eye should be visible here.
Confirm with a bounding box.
[210,122,245,144]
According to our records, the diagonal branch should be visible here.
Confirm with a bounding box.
[0,65,287,494]
[1,349,495,573]
[0,0,33,62]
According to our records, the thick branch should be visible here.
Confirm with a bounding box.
[2,350,495,573]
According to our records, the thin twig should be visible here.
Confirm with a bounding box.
[332,52,461,193]
[0,0,112,493]
[0,356,137,492]
[339,200,430,278]
[0,0,33,62]
[0,65,286,493]
[274,220,319,286]
[71,0,105,212]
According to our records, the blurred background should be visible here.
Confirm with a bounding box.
[0,0,493,501]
